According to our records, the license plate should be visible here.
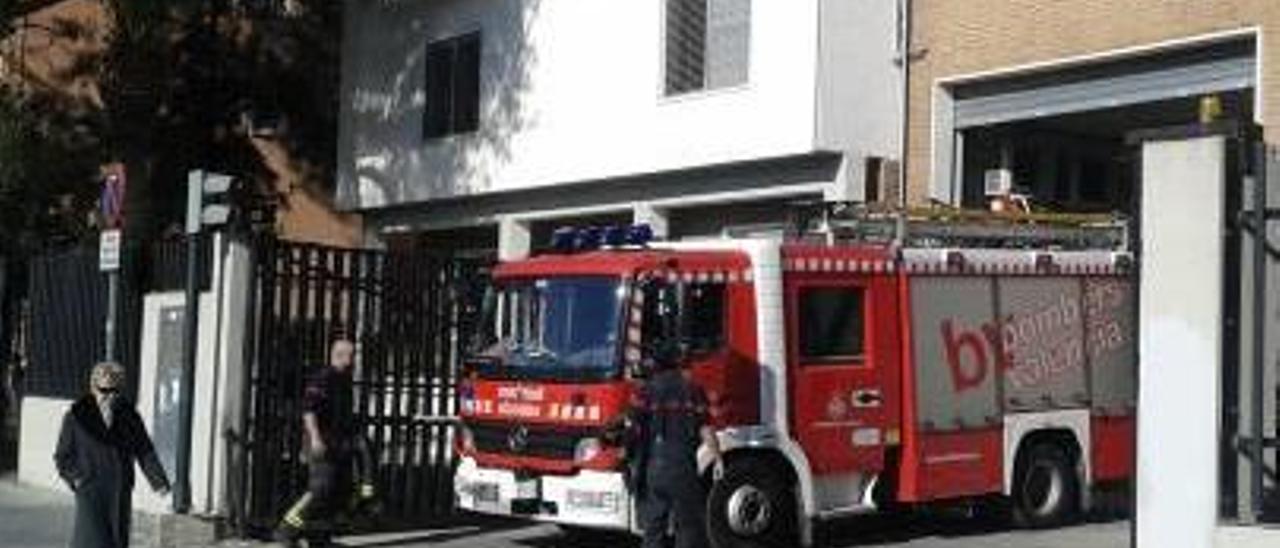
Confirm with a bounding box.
[472,482,499,504]
[516,478,540,500]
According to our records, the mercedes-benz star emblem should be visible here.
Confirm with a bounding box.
[508,425,529,453]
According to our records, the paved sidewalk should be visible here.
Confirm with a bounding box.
[0,476,1127,548]
[0,475,537,548]
[0,475,77,548]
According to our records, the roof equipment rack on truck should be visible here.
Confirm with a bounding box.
[789,201,1131,252]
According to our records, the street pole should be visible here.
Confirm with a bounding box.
[100,172,126,362]
[1249,139,1267,522]
[104,270,118,361]
[174,170,204,514]
[173,168,235,513]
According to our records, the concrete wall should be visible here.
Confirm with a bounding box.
[132,292,218,516]
[16,292,215,507]
[1137,136,1225,548]
[132,236,253,517]
[906,0,1280,204]
[17,236,253,522]
[337,0,826,210]
[815,0,902,200]
[17,396,75,493]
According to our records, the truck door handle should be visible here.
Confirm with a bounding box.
[852,389,883,408]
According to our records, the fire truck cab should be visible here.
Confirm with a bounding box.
[454,212,1135,547]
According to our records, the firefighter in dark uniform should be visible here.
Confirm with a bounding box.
[275,338,375,547]
[628,343,724,548]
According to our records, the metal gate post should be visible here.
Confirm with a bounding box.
[1248,139,1267,523]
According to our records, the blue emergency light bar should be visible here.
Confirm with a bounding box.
[549,223,655,253]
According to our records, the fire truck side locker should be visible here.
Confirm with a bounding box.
[894,248,1136,522]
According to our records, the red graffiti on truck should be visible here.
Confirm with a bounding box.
[940,286,1129,394]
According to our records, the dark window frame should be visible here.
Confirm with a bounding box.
[681,282,727,355]
[639,281,729,357]
[796,284,867,365]
[663,0,751,97]
[424,32,481,139]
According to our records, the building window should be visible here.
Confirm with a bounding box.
[799,286,864,362]
[424,32,481,139]
[664,0,751,96]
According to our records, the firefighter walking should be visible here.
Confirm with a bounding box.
[628,345,724,548]
[275,338,375,547]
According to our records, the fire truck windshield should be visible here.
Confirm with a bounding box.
[471,276,625,381]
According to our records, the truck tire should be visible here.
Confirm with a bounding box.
[707,457,796,548]
[1011,442,1080,529]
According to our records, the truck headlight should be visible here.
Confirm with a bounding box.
[574,437,602,464]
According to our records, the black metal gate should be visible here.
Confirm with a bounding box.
[238,236,487,533]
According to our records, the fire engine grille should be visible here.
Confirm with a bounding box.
[470,422,589,461]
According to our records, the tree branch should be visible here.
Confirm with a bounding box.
[10,0,75,19]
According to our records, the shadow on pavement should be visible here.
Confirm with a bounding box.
[514,527,639,548]
[503,505,1130,548]
[0,421,15,474]
[820,506,1131,546]
[342,514,536,547]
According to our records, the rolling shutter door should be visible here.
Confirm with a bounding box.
[952,49,1256,130]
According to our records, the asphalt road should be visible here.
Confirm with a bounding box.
[0,475,1130,548]
[405,513,1131,548]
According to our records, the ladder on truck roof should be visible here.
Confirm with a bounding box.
[792,202,1131,252]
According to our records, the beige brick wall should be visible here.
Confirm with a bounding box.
[907,0,1280,204]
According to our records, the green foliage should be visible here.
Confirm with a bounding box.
[0,86,101,255]
[1,0,22,41]
[7,1,343,246]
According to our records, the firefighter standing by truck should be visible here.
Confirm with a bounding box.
[626,342,725,548]
[275,338,376,547]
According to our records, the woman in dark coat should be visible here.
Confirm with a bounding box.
[54,361,170,548]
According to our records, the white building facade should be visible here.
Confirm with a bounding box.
[337,0,903,257]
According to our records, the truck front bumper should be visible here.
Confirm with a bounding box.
[454,456,633,530]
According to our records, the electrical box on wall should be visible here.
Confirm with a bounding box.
[984,168,1014,196]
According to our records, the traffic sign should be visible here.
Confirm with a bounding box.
[99,229,122,272]
[100,168,127,229]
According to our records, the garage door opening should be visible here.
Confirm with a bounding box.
[957,90,1254,213]
[936,34,1257,215]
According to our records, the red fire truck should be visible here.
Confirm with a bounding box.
[454,209,1135,547]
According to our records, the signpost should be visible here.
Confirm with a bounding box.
[99,168,126,362]
[99,229,121,271]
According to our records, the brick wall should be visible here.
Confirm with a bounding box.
[907,0,1280,204]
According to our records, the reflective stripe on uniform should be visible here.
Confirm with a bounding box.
[282,492,313,528]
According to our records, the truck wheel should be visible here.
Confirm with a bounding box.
[1011,442,1080,528]
[707,457,796,548]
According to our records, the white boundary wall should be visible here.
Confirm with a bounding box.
[16,235,253,520]
[1137,135,1280,546]
[1137,135,1224,548]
